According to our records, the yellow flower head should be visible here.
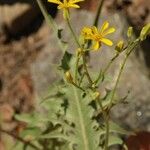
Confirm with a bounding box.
[82,21,116,50]
[48,0,84,19]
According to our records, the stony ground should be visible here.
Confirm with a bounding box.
[0,0,150,149]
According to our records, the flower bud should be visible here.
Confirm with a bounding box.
[76,48,83,56]
[140,23,150,41]
[127,26,133,38]
[65,71,74,83]
[94,91,100,100]
[115,40,124,53]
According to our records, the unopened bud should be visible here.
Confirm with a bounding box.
[140,23,150,41]
[65,71,74,83]
[127,26,133,38]
[94,91,100,100]
[76,48,83,56]
[115,40,124,53]
[24,135,34,142]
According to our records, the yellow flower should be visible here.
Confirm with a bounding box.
[82,21,115,50]
[48,0,84,19]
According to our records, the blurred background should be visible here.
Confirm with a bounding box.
[0,0,150,149]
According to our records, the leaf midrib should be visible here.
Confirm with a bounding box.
[73,87,90,150]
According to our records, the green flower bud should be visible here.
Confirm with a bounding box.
[140,23,150,41]
[94,91,100,100]
[115,40,124,53]
[127,26,133,38]
[65,71,74,83]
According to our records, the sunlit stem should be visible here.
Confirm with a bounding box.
[94,54,119,84]
[109,40,139,108]
[36,0,65,52]
[65,16,82,84]
[66,16,93,86]
[82,53,93,85]
[75,56,80,84]
[66,17,81,47]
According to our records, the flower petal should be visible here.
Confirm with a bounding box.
[48,0,62,4]
[100,21,109,33]
[93,41,100,50]
[70,0,84,3]
[103,27,115,36]
[68,4,80,8]
[101,38,113,46]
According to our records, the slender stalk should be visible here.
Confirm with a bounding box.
[93,0,105,27]
[75,56,80,84]
[82,53,93,85]
[94,54,119,84]
[36,0,65,52]
[66,17,93,86]
[103,54,119,74]
[72,82,85,92]
[66,18,81,48]
[99,40,139,150]
[0,128,41,150]
[79,73,85,86]
[109,40,139,107]
[66,17,82,84]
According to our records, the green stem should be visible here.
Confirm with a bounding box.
[72,82,85,92]
[36,0,65,52]
[79,73,85,86]
[75,56,80,84]
[93,0,105,27]
[66,17,82,85]
[66,18,81,48]
[103,54,119,75]
[109,40,139,108]
[66,17,93,86]
[94,54,119,84]
[82,53,93,85]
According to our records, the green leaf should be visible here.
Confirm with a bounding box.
[39,131,69,141]
[15,113,49,128]
[20,127,42,140]
[65,86,101,150]
[101,89,113,109]
[109,121,134,135]
[108,135,123,147]
[59,51,73,71]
